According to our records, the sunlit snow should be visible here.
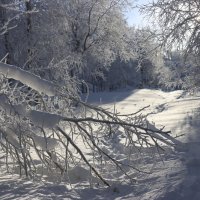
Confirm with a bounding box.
[1,88,200,199]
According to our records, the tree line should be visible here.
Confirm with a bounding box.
[1,0,195,92]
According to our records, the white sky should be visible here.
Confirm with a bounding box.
[125,0,151,27]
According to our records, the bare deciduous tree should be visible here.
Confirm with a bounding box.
[141,0,200,56]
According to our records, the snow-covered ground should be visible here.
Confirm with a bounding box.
[1,89,200,200]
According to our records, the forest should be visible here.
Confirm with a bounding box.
[0,0,200,199]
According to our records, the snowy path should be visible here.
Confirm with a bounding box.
[1,89,200,199]
[87,89,200,199]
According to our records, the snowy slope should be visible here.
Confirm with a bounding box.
[1,89,200,200]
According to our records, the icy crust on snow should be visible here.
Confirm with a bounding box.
[0,62,56,96]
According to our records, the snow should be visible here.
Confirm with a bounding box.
[0,63,56,96]
[32,135,59,151]
[27,110,62,129]
[0,94,62,128]
[0,94,27,117]
[1,88,200,199]
[1,128,21,149]
[67,166,98,184]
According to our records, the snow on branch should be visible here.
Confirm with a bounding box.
[0,62,56,96]
[0,94,27,117]
[0,90,180,147]
[0,63,181,187]
[27,110,63,129]
[32,134,59,151]
[0,94,62,128]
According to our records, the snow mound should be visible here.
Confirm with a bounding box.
[67,166,97,184]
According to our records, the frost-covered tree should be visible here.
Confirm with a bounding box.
[142,0,200,56]
[147,51,185,90]
[125,27,160,88]
[141,0,200,90]
[0,62,179,186]
[60,0,135,91]
[103,59,140,91]
[0,0,38,66]
[0,1,181,187]
[95,27,165,91]
[0,0,136,90]
[0,0,21,63]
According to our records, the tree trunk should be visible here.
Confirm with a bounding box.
[0,0,11,63]
[25,0,32,69]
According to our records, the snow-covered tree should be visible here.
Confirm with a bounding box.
[141,0,200,90]
[0,62,179,186]
[1,0,136,90]
[141,0,200,56]
[59,0,135,91]
[0,1,181,187]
